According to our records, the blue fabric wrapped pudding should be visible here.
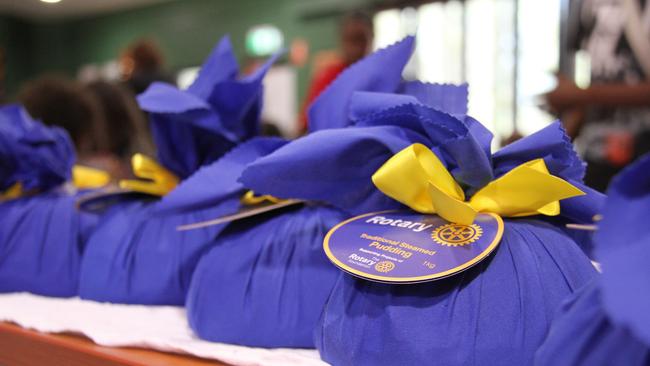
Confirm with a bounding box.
[236,41,602,365]
[535,153,650,366]
[78,36,277,305]
[0,105,99,297]
[184,37,480,349]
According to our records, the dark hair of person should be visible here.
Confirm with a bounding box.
[124,38,165,73]
[18,74,105,155]
[340,10,374,33]
[84,81,153,159]
[121,38,175,95]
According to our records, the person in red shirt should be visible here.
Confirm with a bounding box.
[300,12,374,132]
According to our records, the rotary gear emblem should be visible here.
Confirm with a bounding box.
[432,223,482,247]
[374,261,395,273]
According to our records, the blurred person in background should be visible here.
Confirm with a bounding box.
[546,0,650,192]
[120,38,175,95]
[85,81,155,179]
[300,11,374,132]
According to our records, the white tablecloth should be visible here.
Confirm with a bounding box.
[0,293,327,366]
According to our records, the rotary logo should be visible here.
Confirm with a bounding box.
[374,261,396,273]
[432,223,482,247]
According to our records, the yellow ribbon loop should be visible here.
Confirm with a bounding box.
[119,154,179,196]
[241,190,283,206]
[0,182,23,201]
[372,143,585,225]
[72,165,111,189]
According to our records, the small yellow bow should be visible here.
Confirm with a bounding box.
[0,182,23,201]
[240,190,283,205]
[1,165,111,200]
[72,165,111,189]
[119,154,179,196]
[372,143,585,225]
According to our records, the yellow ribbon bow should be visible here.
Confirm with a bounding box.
[119,154,179,196]
[372,143,585,225]
[72,165,111,189]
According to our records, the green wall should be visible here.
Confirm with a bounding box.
[0,0,378,102]
[0,16,34,97]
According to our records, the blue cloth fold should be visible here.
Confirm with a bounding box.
[597,153,650,346]
[535,153,650,366]
[241,126,428,215]
[0,105,74,191]
[492,121,585,182]
[308,36,415,132]
[535,281,650,366]
[137,36,276,179]
[155,137,287,214]
[186,36,239,100]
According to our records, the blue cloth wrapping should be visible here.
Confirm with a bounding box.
[534,281,650,366]
[78,137,284,305]
[184,38,471,348]
[79,199,225,304]
[187,204,347,347]
[78,37,278,305]
[237,37,600,363]
[316,220,595,366]
[0,192,98,297]
[535,153,650,366]
[0,105,98,297]
[0,105,74,191]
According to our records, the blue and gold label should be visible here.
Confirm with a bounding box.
[323,211,503,284]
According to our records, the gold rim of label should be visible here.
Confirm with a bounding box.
[322,210,504,283]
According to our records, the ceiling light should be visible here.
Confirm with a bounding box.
[40,0,62,3]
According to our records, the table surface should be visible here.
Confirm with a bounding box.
[0,321,228,366]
